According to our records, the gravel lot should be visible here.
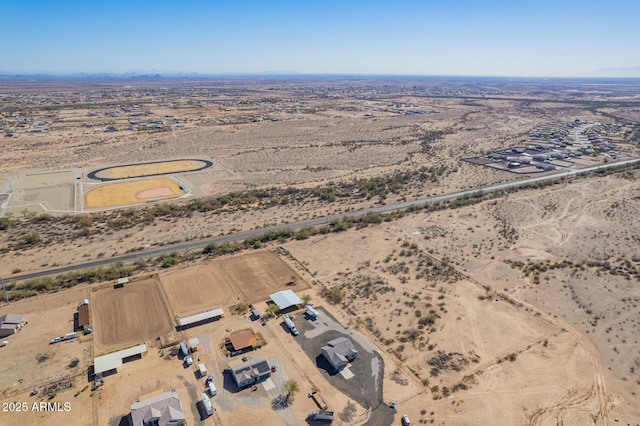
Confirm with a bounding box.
[291,306,394,425]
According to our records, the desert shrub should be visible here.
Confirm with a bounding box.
[322,286,345,304]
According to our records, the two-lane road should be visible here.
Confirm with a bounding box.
[5,157,639,282]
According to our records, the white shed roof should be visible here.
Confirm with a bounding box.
[269,290,302,310]
[177,308,224,326]
[94,343,147,374]
[0,314,23,325]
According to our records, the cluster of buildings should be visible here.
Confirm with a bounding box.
[527,120,622,154]
[121,287,359,424]
[464,120,630,173]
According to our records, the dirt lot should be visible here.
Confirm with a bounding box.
[162,251,309,314]
[91,278,174,352]
[217,251,309,303]
[160,264,240,316]
[0,286,94,426]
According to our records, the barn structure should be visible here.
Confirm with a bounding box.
[94,343,148,375]
[77,304,90,330]
[269,290,302,312]
[176,308,224,331]
[226,329,259,355]
[0,314,23,338]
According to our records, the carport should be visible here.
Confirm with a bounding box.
[269,290,302,311]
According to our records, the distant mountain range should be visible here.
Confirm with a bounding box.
[1,70,639,80]
[593,65,640,77]
[0,71,301,80]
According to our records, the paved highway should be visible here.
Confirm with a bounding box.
[6,157,639,282]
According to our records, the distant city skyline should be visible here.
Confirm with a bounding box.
[1,0,639,77]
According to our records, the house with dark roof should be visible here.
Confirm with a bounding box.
[130,390,185,426]
[230,357,271,388]
[321,337,358,371]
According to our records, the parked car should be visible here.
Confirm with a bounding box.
[185,355,193,366]
[0,340,8,347]
[401,414,411,425]
[50,337,63,344]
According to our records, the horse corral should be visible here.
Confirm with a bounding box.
[161,250,309,316]
[91,278,174,352]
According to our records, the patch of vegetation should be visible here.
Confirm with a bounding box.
[322,286,345,304]
[7,262,135,301]
[160,252,182,268]
[229,302,250,315]
[508,257,640,283]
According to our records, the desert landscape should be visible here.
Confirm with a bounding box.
[1,76,640,425]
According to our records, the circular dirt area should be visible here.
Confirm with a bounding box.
[88,159,213,181]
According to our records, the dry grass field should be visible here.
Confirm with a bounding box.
[83,176,184,209]
[91,278,174,352]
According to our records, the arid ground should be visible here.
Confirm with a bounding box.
[1,77,640,425]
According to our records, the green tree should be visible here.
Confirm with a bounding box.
[266,303,280,317]
[282,380,299,401]
[161,252,181,268]
[75,215,93,228]
[323,286,345,304]
[301,294,312,304]
[0,214,13,230]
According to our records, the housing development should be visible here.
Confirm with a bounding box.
[1,75,640,426]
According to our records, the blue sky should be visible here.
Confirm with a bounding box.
[1,0,638,76]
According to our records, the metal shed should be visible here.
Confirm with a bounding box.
[269,290,302,310]
[94,343,147,375]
